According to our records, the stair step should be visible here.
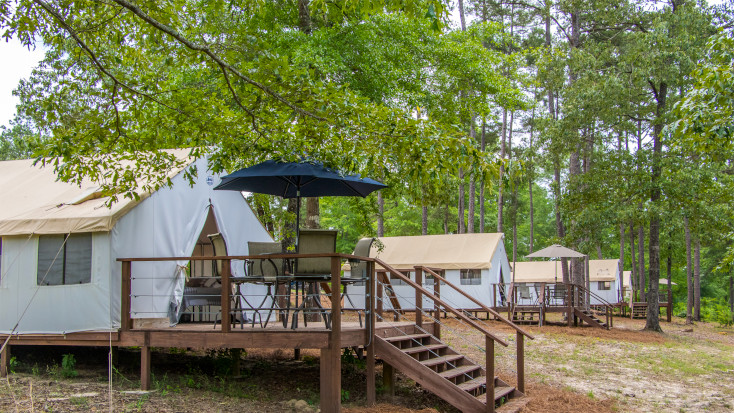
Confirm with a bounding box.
[438,364,480,379]
[457,376,487,392]
[402,344,447,355]
[476,385,515,403]
[421,354,464,367]
[384,334,431,343]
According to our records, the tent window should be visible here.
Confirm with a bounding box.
[597,281,611,291]
[460,269,481,285]
[37,234,92,285]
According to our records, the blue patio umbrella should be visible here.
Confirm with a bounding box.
[214,160,387,245]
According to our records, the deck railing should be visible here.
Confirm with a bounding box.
[119,254,532,411]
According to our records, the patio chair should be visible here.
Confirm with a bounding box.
[291,229,338,329]
[341,237,374,327]
[245,241,290,328]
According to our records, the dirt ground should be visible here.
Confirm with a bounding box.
[1,314,732,412]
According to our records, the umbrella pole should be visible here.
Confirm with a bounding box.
[295,194,301,253]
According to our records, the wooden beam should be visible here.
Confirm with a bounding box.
[486,337,495,413]
[221,259,231,333]
[140,333,151,390]
[320,257,343,413]
[516,332,524,394]
[434,272,441,340]
[414,266,423,328]
[383,362,395,396]
[0,343,9,378]
[121,261,132,332]
[366,261,376,406]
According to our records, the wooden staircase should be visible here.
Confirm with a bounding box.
[511,307,541,325]
[375,332,524,413]
[573,308,609,329]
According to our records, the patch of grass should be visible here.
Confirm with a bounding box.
[70,396,89,409]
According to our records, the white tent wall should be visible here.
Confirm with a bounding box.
[112,157,272,322]
[0,233,113,334]
[343,238,509,312]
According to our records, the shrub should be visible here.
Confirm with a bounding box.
[61,353,78,378]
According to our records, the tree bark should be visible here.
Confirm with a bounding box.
[619,224,625,302]
[497,108,507,233]
[528,114,534,253]
[638,225,646,302]
[298,0,311,34]
[480,118,486,233]
[693,235,701,321]
[458,167,465,234]
[685,216,693,324]
[422,206,428,235]
[468,118,476,233]
[377,192,384,237]
[306,198,319,229]
[630,223,637,298]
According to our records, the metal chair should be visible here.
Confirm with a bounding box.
[246,241,290,328]
[291,229,338,329]
[205,233,229,328]
[342,237,374,327]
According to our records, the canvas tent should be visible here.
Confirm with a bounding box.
[0,151,272,334]
[512,259,621,304]
[344,233,511,310]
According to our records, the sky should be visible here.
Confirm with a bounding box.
[0,1,727,130]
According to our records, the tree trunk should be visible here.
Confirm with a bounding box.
[468,118,476,233]
[685,216,693,324]
[422,206,428,235]
[480,118,486,233]
[497,109,507,233]
[619,224,625,302]
[569,148,584,286]
[638,225,646,302]
[306,198,319,229]
[693,235,701,321]
[479,117,487,233]
[458,167,465,234]
[443,205,449,234]
[596,245,602,259]
[377,192,384,237]
[629,223,637,299]
[298,0,311,33]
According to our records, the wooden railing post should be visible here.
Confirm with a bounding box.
[377,271,384,320]
[366,261,376,407]
[486,336,495,413]
[516,331,524,394]
[414,266,423,329]
[0,342,9,378]
[321,256,342,413]
[434,271,441,339]
[221,259,231,333]
[121,260,132,331]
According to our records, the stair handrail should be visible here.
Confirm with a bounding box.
[373,258,510,347]
[569,282,615,328]
[420,267,534,340]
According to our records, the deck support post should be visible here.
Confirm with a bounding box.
[221,259,231,333]
[414,266,423,329]
[516,332,524,394]
[320,257,342,413]
[366,261,376,406]
[383,363,395,396]
[121,260,132,331]
[486,337,495,413]
[1,343,9,378]
[141,333,151,390]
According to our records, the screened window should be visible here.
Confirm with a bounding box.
[423,274,435,285]
[460,269,481,285]
[37,234,92,285]
[597,281,611,291]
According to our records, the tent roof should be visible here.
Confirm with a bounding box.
[0,149,194,235]
[370,233,504,270]
[513,259,620,283]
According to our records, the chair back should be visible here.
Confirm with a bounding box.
[207,233,228,277]
[247,241,283,283]
[348,237,374,281]
[296,229,338,276]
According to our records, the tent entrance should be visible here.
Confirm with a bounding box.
[181,208,223,323]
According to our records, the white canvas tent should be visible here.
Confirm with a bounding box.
[512,259,621,304]
[0,151,272,334]
[344,233,511,310]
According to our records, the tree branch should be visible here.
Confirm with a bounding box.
[107,0,328,122]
